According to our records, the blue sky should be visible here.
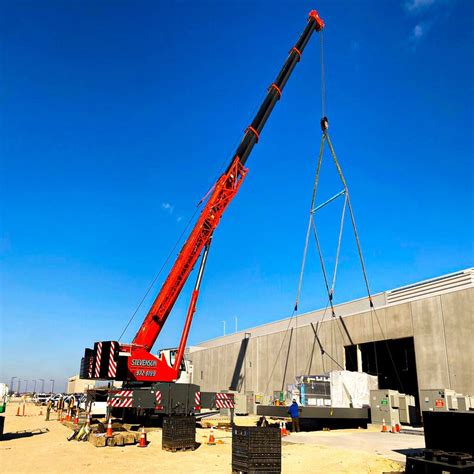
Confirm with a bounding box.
[1,0,472,391]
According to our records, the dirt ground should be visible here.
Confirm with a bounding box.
[1,403,404,473]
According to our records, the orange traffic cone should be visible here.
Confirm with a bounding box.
[390,422,400,434]
[73,408,79,425]
[280,421,288,437]
[138,426,147,447]
[67,408,72,422]
[16,406,20,416]
[207,427,216,445]
[381,419,388,432]
[282,422,289,436]
[106,417,113,438]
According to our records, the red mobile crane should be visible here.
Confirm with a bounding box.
[80,9,324,417]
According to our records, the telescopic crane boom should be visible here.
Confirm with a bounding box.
[81,9,324,385]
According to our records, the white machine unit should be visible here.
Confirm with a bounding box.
[455,394,471,411]
[330,371,378,409]
[296,371,378,409]
[469,396,474,411]
[420,389,458,412]
[233,392,255,415]
[370,389,400,426]
[399,394,416,424]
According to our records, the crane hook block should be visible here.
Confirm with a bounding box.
[308,9,325,31]
[320,116,328,131]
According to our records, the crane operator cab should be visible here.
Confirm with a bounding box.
[158,348,193,384]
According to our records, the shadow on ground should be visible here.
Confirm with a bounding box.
[1,428,49,440]
[394,448,425,457]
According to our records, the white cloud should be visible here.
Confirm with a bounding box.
[409,21,432,46]
[413,23,424,38]
[161,202,174,214]
[405,0,436,13]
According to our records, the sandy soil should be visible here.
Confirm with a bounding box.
[1,402,403,473]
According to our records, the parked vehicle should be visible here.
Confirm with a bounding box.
[79,390,107,416]
[34,393,50,406]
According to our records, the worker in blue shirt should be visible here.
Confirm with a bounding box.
[288,399,300,432]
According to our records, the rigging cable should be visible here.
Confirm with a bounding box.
[117,89,266,343]
[320,30,326,119]
[262,134,326,396]
[118,206,200,342]
[323,131,404,392]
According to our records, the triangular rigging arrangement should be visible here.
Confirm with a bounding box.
[264,116,405,394]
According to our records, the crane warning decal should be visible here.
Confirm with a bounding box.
[194,392,201,411]
[215,393,234,409]
[154,391,163,411]
[108,390,134,408]
[107,341,117,378]
[94,342,102,378]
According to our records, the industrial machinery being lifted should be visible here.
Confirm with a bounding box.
[79,9,325,418]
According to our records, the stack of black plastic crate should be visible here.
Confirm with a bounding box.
[406,449,474,473]
[232,425,281,474]
[162,415,196,452]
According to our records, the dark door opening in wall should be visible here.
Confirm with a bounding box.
[345,337,419,400]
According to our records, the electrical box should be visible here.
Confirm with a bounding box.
[234,392,256,415]
[399,394,416,425]
[370,389,400,426]
[420,389,458,412]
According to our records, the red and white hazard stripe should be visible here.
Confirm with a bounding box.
[88,357,93,378]
[109,397,133,408]
[107,389,133,408]
[194,391,201,411]
[94,342,102,378]
[107,341,117,378]
[154,391,163,411]
[116,390,133,397]
[215,393,234,409]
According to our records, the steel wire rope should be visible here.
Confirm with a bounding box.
[118,206,201,342]
[324,132,404,391]
[262,135,325,397]
[320,30,326,119]
[117,80,269,342]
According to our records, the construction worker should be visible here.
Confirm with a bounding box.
[288,399,300,433]
[57,396,64,420]
[45,398,53,421]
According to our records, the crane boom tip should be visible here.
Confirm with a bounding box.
[308,9,325,31]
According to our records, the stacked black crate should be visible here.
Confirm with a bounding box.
[162,415,196,452]
[406,450,474,473]
[232,426,281,473]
